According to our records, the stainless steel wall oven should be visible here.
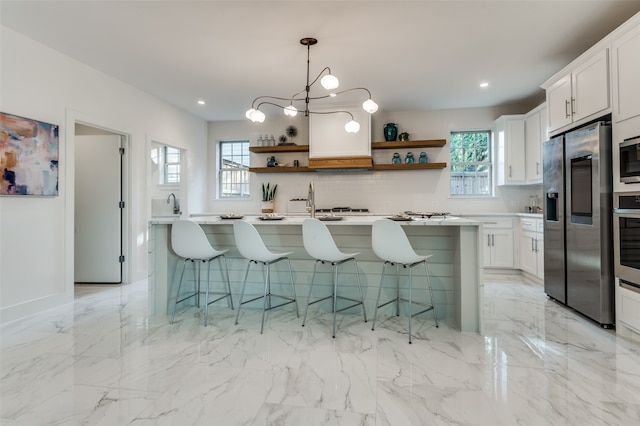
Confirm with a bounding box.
[614,192,640,292]
[620,136,640,183]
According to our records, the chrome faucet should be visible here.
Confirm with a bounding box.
[306,181,315,218]
[167,193,180,215]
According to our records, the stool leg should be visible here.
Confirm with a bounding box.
[286,258,299,317]
[353,259,367,323]
[408,264,414,344]
[332,263,338,338]
[372,261,388,331]
[221,255,234,310]
[396,263,400,317]
[302,260,320,326]
[195,260,201,309]
[260,262,270,334]
[204,259,211,327]
[170,259,189,324]
[235,261,251,326]
[425,261,439,328]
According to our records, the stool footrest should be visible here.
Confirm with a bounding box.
[206,292,233,306]
[375,297,434,316]
[335,301,364,313]
[176,292,199,305]
[239,293,296,311]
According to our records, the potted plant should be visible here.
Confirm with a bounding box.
[261,182,277,213]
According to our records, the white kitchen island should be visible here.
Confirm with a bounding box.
[149,215,484,333]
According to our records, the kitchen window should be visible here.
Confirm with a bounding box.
[157,145,180,185]
[449,130,492,196]
[218,140,250,198]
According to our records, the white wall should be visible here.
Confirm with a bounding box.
[0,27,207,323]
[207,106,544,215]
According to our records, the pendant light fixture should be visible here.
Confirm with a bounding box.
[245,37,378,133]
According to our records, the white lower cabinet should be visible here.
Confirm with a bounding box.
[468,216,514,268]
[519,218,544,280]
[617,278,640,334]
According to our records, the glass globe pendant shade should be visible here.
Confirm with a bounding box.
[245,108,256,119]
[345,120,360,133]
[362,99,378,114]
[250,109,266,123]
[284,105,298,117]
[321,74,339,90]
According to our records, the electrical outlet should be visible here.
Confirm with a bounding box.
[511,200,520,206]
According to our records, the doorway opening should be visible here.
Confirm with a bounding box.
[74,123,129,284]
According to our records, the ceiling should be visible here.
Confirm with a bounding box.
[2,1,640,122]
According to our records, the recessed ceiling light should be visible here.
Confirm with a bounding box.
[197,99,206,105]
[480,82,489,88]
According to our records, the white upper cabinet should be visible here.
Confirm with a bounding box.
[495,115,526,185]
[525,103,547,184]
[612,23,640,123]
[546,48,610,133]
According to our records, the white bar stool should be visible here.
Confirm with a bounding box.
[233,220,299,334]
[301,218,367,338]
[370,219,438,343]
[170,220,233,326]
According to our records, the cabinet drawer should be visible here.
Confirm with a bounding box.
[477,217,513,229]
[618,281,640,333]
[520,218,537,232]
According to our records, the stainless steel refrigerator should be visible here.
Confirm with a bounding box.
[543,121,614,327]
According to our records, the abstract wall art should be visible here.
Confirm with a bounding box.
[0,112,59,196]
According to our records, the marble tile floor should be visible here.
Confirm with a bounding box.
[2,275,640,425]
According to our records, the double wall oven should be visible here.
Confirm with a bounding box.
[614,192,640,293]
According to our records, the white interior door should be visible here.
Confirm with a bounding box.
[75,134,122,283]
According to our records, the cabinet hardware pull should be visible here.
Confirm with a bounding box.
[531,237,535,252]
[536,162,540,175]
[487,234,491,247]
[535,238,538,252]
[565,99,570,118]
[491,234,495,246]
[509,166,512,177]
[571,97,576,116]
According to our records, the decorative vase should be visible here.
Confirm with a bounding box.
[419,152,428,163]
[405,152,415,164]
[384,123,398,141]
[399,132,410,141]
[392,152,401,164]
[261,200,274,213]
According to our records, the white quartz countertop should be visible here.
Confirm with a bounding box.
[150,214,481,226]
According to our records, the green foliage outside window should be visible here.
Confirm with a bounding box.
[450,130,492,196]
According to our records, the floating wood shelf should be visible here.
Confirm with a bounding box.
[248,166,314,173]
[372,162,447,170]
[249,163,447,173]
[249,139,447,173]
[371,139,447,150]
[249,145,309,153]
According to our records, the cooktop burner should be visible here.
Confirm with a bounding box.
[404,211,451,218]
[316,207,370,213]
